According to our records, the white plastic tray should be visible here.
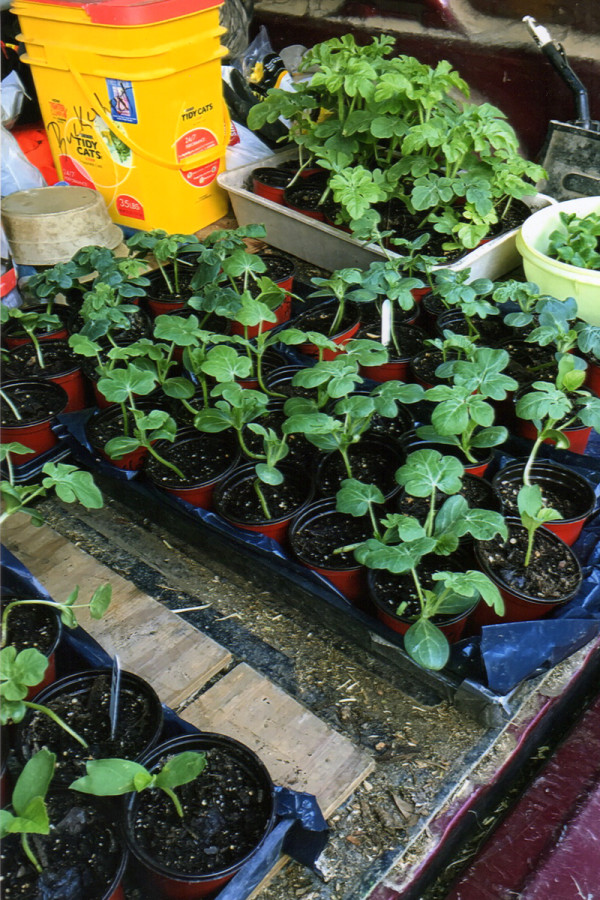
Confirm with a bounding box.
[218,149,554,278]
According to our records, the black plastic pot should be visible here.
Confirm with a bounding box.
[435,308,514,345]
[122,732,276,899]
[18,668,164,783]
[492,460,596,545]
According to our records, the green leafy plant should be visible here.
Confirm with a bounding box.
[0,748,56,873]
[339,450,506,669]
[0,445,103,525]
[547,210,600,270]
[95,365,184,478]
[1,305,62,369]
[70,752,207,818]
[515,354,600,483]
[417,348,516,462]
[517,484,562,567]
[248,34,545,247]
[127,230,201,295]
[283,380,423,479]
[307,268,374,336]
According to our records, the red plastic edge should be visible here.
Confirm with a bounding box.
[21,0,222,26]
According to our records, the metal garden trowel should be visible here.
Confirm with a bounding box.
[523,16,600,200]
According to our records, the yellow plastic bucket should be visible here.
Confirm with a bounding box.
[13,0,231,233]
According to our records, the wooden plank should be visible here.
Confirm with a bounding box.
[183,662,374,818]
[2,516,233,709]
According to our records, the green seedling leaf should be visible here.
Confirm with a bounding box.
[404,619,450,671]
[336,479,385,516]
[70,758,152,796]
[40,464,103,509]
[395,449,464,497]
[0,646,49,701]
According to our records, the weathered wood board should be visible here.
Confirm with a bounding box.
[3,516,233,709]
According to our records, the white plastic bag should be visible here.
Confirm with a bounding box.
[1,125,46,196]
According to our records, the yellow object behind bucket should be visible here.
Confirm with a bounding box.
[14,0,231,233]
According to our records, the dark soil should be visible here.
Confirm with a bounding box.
[478,523,581,600]
[366,405,414,448]
[370,556,463,623]
[0,792,124,900]
[216,468,310,524]
[264,366,319,400]
[357,322,426,359]
[292,301,359,340]
[129,745,272,877]
[20,671,162,782]
[436,311,514,345]
[396,475,501,522]
[2,600,60,656]
[242,406,318,468]
[500,340,559,384]
[409,348,455,386]
[251,166,297,189]
[144,433,238,487]
[4,342,80,379]
[291,510,373,568]
[0,381,66,426]
[315,440,403,499]
[146,262,198,304]
[493,473,588,520]
[86,401,169,451]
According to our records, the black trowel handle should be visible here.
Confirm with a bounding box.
[523,15,592,130]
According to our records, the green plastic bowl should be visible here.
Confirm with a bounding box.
[515,196,600,325]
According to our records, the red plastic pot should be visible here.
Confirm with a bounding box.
[398,430,493,479]
[585,358,600,395]
[214,462,314,545]
[492,460,596,546]
[367,568,474,642]
[85,406,149,471]
[288,498,370,606]
[472,519,583,626]
[144,429,240,510]
[251,166,296,204]
[2,305,69,349]
[123,733,276,899]
[0,379,68,463]
[516,417,592,455]
[147,295,186,318]
[2,598,62,700]
[21,668,164,781]
[294,301,361,361]
[5,340,88,413]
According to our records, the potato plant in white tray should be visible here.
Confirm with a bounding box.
[220,34,554,278]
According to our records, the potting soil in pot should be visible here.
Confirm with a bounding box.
[21,671,161,782]
[144,433,238,487]
[130,745,272,876]
[478,524,581,600]
[0,792,125,900]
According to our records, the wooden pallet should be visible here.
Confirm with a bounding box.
[2,516,374,885]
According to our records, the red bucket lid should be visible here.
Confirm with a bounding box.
[22,0,222,25]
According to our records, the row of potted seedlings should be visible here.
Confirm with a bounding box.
[0,557,277,898]
[1,223,600,678]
